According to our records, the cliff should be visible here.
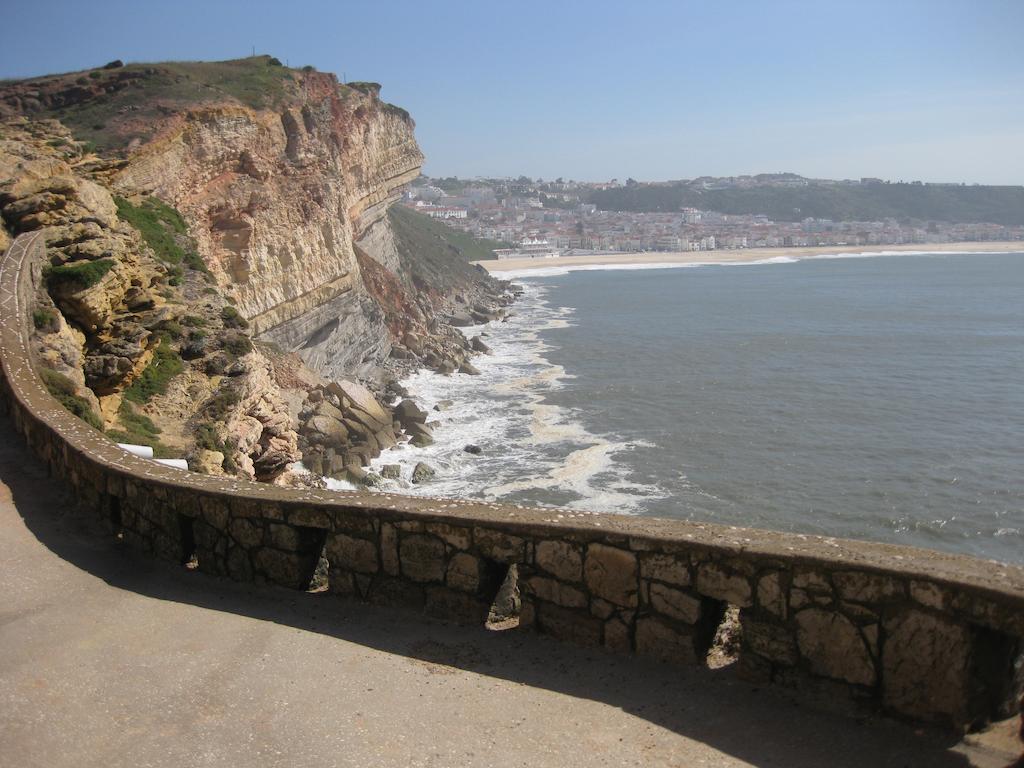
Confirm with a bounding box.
[0,57,510,486]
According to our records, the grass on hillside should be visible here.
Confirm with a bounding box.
[123,337,184,404]
[44,258,115,291]
[39,367,104,430]
[106,401,175,458]
[31,56,296,151]
[114,196,211,278]
[389,204,507,262]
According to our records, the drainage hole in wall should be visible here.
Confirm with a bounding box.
[177,514,198,570]
[706,604,742,669]
[484,563,521,631]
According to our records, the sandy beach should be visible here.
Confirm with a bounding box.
[476,240,1024,274]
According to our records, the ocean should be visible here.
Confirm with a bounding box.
[344,250,1024,565]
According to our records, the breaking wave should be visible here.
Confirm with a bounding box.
[357,283,666,513]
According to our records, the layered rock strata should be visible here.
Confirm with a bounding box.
[1,58,509,485]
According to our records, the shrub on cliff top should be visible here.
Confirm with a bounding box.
[221,331,253,358]
[123,337,184,404]
[44,258,115,291]
[39,367,104,430]
[32,307,59,332]
[220,305,249,329]
[105,401,174,458]
[193,422,239,473]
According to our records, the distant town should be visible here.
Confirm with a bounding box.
[402,174,1024,260]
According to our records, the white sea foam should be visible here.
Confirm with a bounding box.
[326,282,669,514]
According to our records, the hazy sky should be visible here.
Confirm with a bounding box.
[2,0,1022,184]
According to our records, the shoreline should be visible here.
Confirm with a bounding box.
[475,240,1024,274]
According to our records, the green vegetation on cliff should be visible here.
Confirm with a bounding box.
[39,367,104,430]
[44,258,115,291]
[114,196,210,279]
[106,401,175,458]
[588,182,1024,225]
[6,56,296,152]
[389,205,507,264]
[123,337,184,404]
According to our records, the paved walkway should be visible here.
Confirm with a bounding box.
[0,415,1016,767]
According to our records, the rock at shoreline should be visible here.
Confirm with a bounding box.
[381,464,401,480]
[433,400,453,412]
[459,361,481,376]
[464,444,482,455]
[344,463,367,483]
[408,422,434,447]
[411,462,435,484]
[470,336,491,354]
[394,398,428,427]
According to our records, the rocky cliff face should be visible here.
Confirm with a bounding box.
[1,58,511,487]
[110,72,425,381]
[0,118,303,481]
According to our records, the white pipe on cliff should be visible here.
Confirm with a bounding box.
[153,458,189,470]
[117,443,154,459]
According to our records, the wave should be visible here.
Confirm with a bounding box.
[324,283,669,514]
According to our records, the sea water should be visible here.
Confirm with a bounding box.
[349,251,1024,565]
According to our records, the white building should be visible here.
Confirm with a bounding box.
[494,237,561,260]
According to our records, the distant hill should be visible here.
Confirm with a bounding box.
[587,181,1024,225]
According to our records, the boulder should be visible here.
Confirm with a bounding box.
[408,422,434,447]
[394,398,428,427]
[194,449,225,475]
[303,451,324,476]
[313,399,345,423]
[411,462,436,484]
[347,404,390,434]
[327,380,391,430]
[458,361,481,376]
[328,451,348,477]
[305,413,349,450]
[470,336,491,354]
[381,464,401,480]
[375,427,397,450]
[344,464,368,483]
[464,444,482,455]
[402,333,424,355]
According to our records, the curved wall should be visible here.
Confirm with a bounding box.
[2,232,1022,730]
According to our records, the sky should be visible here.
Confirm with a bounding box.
[2,0,1022,184]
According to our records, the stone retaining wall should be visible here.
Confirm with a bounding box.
[3,233,1023,731]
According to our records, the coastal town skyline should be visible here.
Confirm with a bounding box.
[404,173,1024,258]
